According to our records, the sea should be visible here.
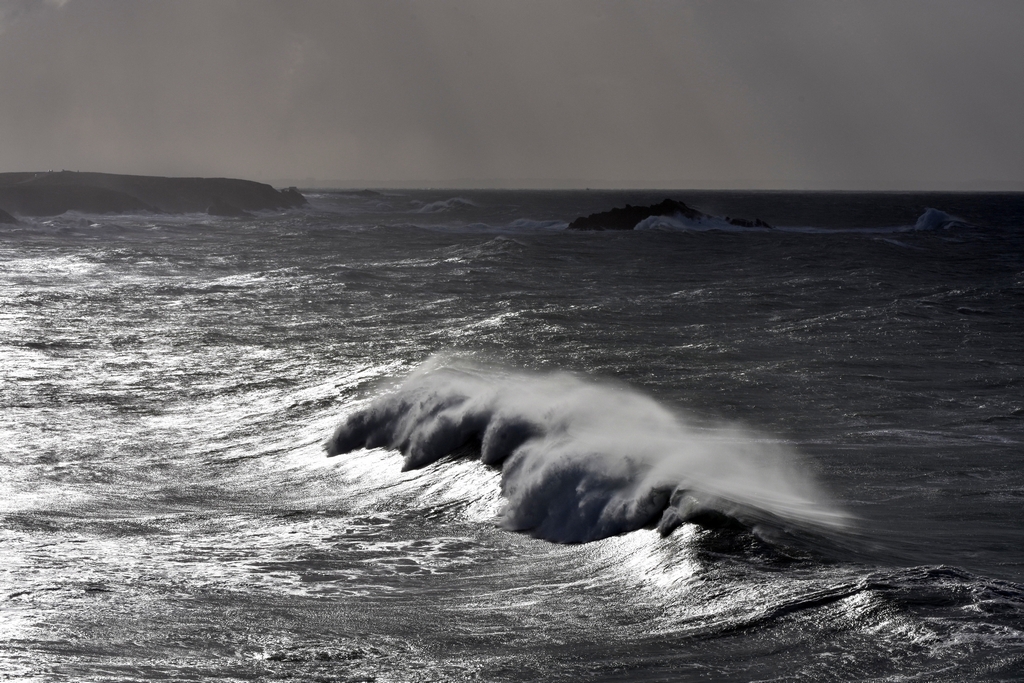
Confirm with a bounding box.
[2,189,1023,682]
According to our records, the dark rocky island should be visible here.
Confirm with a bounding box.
[0,171,306,218]
[567,198,771,231]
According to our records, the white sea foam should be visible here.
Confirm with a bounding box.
[634,213,771,232]
[326,357,848,542]
[632,207,968,235]
[411,197,477,213]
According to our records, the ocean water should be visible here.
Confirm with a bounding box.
[2,190,1023,681]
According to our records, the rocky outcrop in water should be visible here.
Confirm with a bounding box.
[0,171,306,218]
[205,198,253,217]
[0,207,18,224]
[567,198,770,231]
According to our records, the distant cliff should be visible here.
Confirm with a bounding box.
[567,198,770,231]
[0,171,306,218]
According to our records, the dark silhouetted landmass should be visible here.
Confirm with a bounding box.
[0,171,306,218]
[567,198,771,230]
[0,207,18,224]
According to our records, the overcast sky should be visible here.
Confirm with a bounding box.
[1,0,1021,189]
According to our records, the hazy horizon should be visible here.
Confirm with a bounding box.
[2,0,1022,191]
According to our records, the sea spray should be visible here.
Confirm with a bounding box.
[326,358,848,542]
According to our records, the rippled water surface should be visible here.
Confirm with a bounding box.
[2,190,1024,681]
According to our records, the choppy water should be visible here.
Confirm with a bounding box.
[2,190,1024,681]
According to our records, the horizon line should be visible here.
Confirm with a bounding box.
[3,170,1021,193]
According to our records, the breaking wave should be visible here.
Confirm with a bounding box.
[912,207,968,231]
[326,358,848,543]
[634,213,771,233]
[411,197,477,214]
[634,208,969,234]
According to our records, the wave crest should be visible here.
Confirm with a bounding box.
[913,207,967,231]
[326,359,847,543]
[411,197,476,214]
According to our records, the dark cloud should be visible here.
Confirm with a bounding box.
[0,0,1020,189]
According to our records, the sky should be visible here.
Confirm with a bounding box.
[0,0,1021,190]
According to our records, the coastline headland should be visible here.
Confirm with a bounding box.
[0,171,306,218]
